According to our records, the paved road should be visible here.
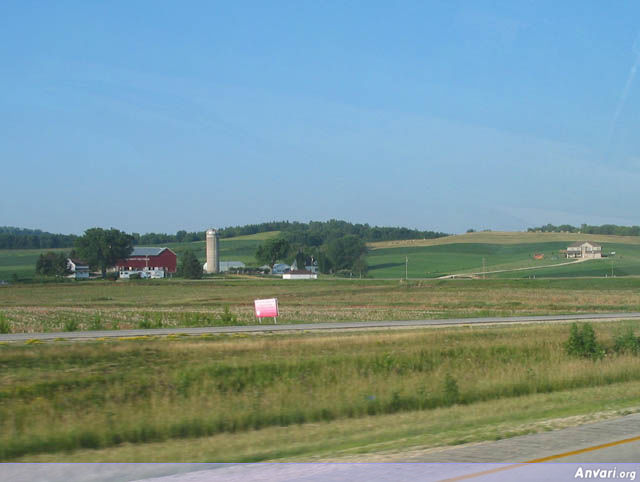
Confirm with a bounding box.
[2,412,638,481]
[2,312,640,342]
[405,412,640,463]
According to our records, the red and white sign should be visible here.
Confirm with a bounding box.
[254,298,279,320]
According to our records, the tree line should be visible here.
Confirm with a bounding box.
[0,227,78,250]
[528,223,640,236]
[3,220,446,250]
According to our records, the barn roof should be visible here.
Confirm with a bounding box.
[130,247,168,257]
[568,241,601,248]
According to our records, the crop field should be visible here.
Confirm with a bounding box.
[3,278,640,334]
[0,231,279,281]
[3,320,640,462]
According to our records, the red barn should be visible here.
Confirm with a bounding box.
[116,247,178,273]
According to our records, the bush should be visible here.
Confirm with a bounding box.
[64,318,79,332]
[566,323,604,359]
[89,313,104,331]
[138,318,153,329]
[219,305,237,324]
[613,327,640,354]
[0,313,11,334]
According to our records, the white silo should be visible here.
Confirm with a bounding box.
[205,228,219,274]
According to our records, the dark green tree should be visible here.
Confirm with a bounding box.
[179,250,202,279]
[295,249,306,270]
[256,238,291,269]
[326,235,367,271]
[75,228,134,278]
[35,252,69,276]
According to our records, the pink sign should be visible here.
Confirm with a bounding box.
[254,298,279,319]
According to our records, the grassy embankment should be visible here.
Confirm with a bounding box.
[3,278,640,333]
[0,231,280,281]
[2,320,640,462]
[367,231,640,279]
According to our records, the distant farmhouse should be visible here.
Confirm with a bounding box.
[116,247,177,278]
[566,241,602,259]
[66,258,90,279]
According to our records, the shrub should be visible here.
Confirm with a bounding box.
[63,318,79,332]
[219,305,237,324]
[89,313,104,331]
[565,323,604,359]
[138,317,153,329]
[0,313,11,334]
[613,327,640,354]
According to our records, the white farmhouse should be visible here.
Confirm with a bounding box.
[566,241,602,259]
[66,258,90,279]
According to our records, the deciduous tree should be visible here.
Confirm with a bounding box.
[75,228,134,278]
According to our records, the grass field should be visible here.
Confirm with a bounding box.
[4,231,640,281]
[3,278,640,334]
[366,232,640,279]
[3,320,640,462]
[0,231,280,281]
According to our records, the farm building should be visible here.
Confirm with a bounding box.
[203,261,246,273]
[566,241,602,259]
[272,263,291,274]
[115,247,177,274]
[66,258,90,279]
[283,270,318,280]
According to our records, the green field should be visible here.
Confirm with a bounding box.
[367,242,570,278]
[0,231,280,281]
[3,321,640,462]
[4,230,640,281]
[366,233,640,279]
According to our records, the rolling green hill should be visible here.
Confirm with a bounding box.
[366,232,640,279]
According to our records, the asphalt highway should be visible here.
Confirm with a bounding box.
[2,312,640,342]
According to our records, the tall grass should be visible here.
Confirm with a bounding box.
[2,321,640,460]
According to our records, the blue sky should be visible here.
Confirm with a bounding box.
[1,1,639,234]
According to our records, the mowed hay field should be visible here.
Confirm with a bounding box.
[3,278,640,334]
[367,232,640,278]
[3,321,640,462]
[0,231,280,281]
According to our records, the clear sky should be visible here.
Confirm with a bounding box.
[2,1,639,235]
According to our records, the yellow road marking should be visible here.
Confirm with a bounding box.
[439,434,640,481]
[525,434,640,462]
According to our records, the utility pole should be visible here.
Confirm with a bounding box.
[405,256,408,281]
[482,257,486,279]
